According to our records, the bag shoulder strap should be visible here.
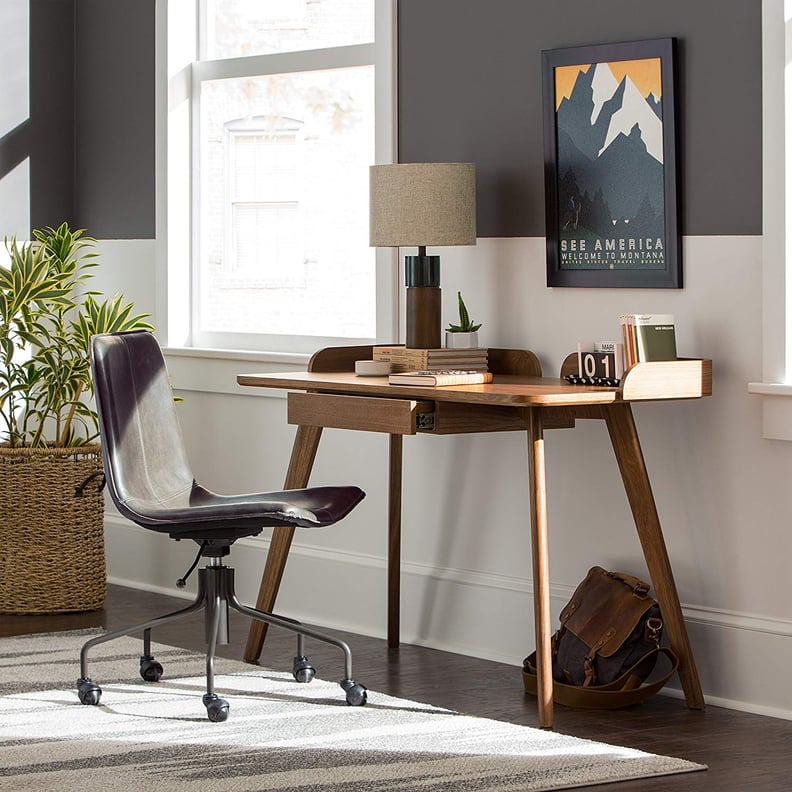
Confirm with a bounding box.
[522,647,679,709]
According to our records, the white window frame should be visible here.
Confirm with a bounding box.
[155,0,397,360]
[748,0,792,438]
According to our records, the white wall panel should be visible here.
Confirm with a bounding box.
[99,234,792,719]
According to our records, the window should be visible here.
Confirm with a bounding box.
[223,119,303,286]
[748,0,792,438]
[0,0,29,239]
[161,0,396,355]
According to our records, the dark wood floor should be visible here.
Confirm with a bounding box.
[3,583,790,790]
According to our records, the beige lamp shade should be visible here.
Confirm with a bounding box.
[369,162,476,247]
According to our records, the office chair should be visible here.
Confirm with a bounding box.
[76,330,367,721]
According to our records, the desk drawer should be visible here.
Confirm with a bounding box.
[288,392,432,434]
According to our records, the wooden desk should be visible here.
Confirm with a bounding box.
[238,346,711,728]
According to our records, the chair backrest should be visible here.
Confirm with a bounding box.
[91,331,196,525]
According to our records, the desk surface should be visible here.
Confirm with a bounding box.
[238,356,712,406]
[237,371,620,406]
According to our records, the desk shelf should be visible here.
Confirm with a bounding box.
[560,354,712,401]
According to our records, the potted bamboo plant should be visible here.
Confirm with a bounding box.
[445,291,482,349]
[0,223,154,613]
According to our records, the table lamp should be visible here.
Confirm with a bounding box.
[370,162,476,349]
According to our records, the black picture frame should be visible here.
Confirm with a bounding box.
[542,38,681,288]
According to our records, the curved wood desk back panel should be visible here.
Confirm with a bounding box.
[308,346,374,373]
[488,348,542,376]
[308,346,542,377]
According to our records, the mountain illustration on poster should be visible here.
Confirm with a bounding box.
[555,56,667,271]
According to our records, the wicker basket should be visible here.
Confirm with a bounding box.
[0,443,106,613]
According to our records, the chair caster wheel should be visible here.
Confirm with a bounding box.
[77,677,102,706]
[140,655,163,682]
[341,679,367,706]
[202,693,229,722]
[292,655,316,683]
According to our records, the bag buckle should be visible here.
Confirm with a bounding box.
[645,617,663,646]
[608,570,650,598]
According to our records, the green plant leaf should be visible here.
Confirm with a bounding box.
[1,222,156,446]
[445,291,481,333]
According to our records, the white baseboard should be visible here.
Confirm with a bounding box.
[104,514,792,721]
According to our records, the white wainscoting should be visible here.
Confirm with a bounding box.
[97,234,792,721]
[105,511,792,721]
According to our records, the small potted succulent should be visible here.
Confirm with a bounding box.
[445,291,482,349]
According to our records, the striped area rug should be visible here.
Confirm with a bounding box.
[0,630,705,791]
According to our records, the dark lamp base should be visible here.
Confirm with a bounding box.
[405,255,440,288]
[406,286,441,349]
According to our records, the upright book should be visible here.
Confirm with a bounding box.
[619,314,637,367]
[620,313,677,364]
[633,314,677,361]
[388,370,494,387]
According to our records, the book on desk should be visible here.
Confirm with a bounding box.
[388,370,494,386]
[620,314,677,365]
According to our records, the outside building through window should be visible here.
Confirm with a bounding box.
[191,0,377,348]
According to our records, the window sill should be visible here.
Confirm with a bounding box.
[163,346,311,366]
[163,346,309,397]
[747,382,792,397]
[748,382,792,440]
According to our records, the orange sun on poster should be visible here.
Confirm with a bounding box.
[555,58,662,109]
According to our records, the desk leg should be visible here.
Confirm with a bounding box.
[527,408,554,728]
[605,404,705,710]
[388,434,403,648]
[243,424,323,664]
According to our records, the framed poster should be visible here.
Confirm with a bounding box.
[542,38,681,288]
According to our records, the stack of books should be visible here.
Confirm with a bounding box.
[620,314,677,366]
[373,345,488,373]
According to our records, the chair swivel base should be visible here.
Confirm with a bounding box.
[76,560,367,721]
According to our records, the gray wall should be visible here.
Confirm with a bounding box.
[75,0,155,238]
[29,0,76,230]
[398,0,762,238]
[0,0,75,232]
[0,0,155,238]
[2,1,763,240]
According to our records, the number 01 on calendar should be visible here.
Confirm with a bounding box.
[579,351,617,379]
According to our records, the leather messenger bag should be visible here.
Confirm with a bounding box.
[523,566,679,708]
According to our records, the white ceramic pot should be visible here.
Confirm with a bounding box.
[445,331,479,349]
